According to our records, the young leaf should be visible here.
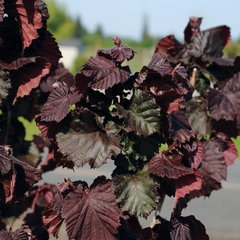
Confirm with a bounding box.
[98,37,136,63]
[80,56,130,90]
[62,176,122,240]
[113,170,157,219]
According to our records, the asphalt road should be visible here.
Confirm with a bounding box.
[43,159,240,240]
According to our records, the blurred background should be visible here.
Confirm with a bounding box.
[41,1,240,239]
[44,0,240,75]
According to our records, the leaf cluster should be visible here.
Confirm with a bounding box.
[0,3,239,240]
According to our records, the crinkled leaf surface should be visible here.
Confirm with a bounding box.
[170,216,198,240]
[62,177,122,240]
[148,53,171,75]
[42,202,63,237]
[98,37,135,63]
[188,25,230,58]
[5,0,43,49]
[113,170,156,219]
[56,109,121,168]
[12,57,51,103]
[148,152,193,179]
[37,31,62,68]
[208,73,240,121]
[36,86,81,122]
[186,98,211,137]
[80,56,130,89]
[173,172,202,216]
[154,35,187,59]
[0,69,11,104]
[115,89,160,136]
[190,139,226,198]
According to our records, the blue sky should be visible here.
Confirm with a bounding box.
[55,0,240,41]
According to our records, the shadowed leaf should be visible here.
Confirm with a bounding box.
[113,170,156,219]
[115,89,160,136]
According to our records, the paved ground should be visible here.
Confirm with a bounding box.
[43,159,240,240]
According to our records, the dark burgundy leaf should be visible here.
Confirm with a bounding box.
[13,156,42,198]
[148,53,172,75]
[152,219,171,240]
[212,133,238,166]
[168,110,195,143]
[11,225,32,239]
[5,0,43,49]
[56,110,121,168]
[212,118,238,138]
[37,31,62,68]
[12,57,51,103]
[184,16,202,44]
[154,35,187,59]
[170,216,198,240]
[156,91,184,114]
[36,86,81,122]
[173,171,202,216]
[62,176,123,240]
[208,74,240,121]
[40,63,75,92]
[42,198,64,238]
[190,139,226,198]
[188,216,209,240]
[188,25,230,58]
[80,56,130,90]
[138,227,158,240]
[148,152,193,179]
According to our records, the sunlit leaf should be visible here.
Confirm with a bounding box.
[5,0,43,49]
[148,152,193,179]
[62,176,122,240]
[80,56,130,90]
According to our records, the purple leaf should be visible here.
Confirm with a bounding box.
[148,152,193,179]
[62,177,123,240]
[36,86,81,122]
